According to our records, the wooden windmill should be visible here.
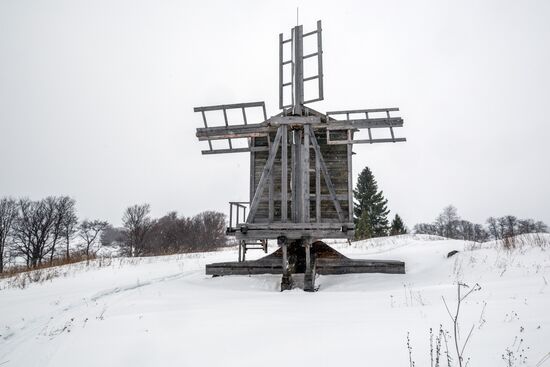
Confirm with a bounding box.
[194,20,406,291]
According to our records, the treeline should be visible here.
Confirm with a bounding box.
[352,166,549,245]
[0,197,227,273]
[104,204,226,256]
[0,196,100,272]
[413,205,548,244]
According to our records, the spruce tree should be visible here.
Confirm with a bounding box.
[390,214,407,236]
[353,166,390,239]
[355,211,372,240]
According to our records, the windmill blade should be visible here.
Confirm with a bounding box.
[325,107,406,145]
[193,101,268,154]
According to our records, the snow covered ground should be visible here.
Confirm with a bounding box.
[1,234,549,366]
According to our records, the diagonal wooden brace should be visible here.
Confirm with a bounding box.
[308,128,345,223]
[246,127,283,223]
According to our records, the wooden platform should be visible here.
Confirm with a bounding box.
[206,241,405,276]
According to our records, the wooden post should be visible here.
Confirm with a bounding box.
[315,143,321,223]
[304,238,315,292]
[268,137,274,222]
[229,203,233,228]
[281,125,288,222]
[347,130,353,222]
[250,137,255,203]
[238,241,242,262]
[316,20,324,101]
[292,129,303,222]
[302,125,310,223]
[292,25,304,116]
[222,107,233,149]
[281,241,292,291]
[201,111,213,151]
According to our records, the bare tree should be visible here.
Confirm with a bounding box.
[12,198,57,268]
[49,196,77,263]
[122,204,154,256]
[486,217,499,240]
[435,205,460,238]
[0,197,18,273]
[196,211,226,250]
[100,225,126,247]
[535,220,549,233]
[79,220,109,259]
[61,202,78,260]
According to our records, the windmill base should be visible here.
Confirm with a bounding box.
[206,241,405,291]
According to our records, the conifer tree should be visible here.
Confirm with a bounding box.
[390,214,407,236]
[353,166,390,239]
[355,211,372,240]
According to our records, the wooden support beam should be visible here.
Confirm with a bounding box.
[327,137,407,146]
[317,20,324,101]
[290,129,296,222]
[242,223,354,230]
[293,129,303,221]
[268,116,320,126]
[268,140,274,223]
[196,123,271,140]
[201,147,269,155]
[325,117,403,130]
[279,33,284,110]
[387,110,395,140]
[250,138,255,202]
[281,125,288,222]
[236,229,352,241]
[302,125,310,223]
[315,147,321,223]
[246,127,283,223]
[242,107,248,125]
[229,204,233,228]
[222,108,233,149]
[347,131,353,222]
[200,111,213,151]
[326,107,399,115]
[293,25,304,115]
[308,128,345,223]
[256,193,348,201]
[193,101,265,112]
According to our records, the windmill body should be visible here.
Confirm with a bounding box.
[194,21,406,291]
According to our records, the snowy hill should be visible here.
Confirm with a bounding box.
[1,234,549,366]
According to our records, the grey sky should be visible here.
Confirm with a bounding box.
[1,0,549,228]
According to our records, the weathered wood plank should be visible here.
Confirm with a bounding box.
[281,125,288,222]
[202,147,268,155]
[325,117,403,130]
[326,107,399,115]
[327,137,406,145]
[347,130,353,222]
[193,101,265,112]
[302,124,310,223]
[315,150,321,223]
[243,222,353,230]
[236,229,352,240]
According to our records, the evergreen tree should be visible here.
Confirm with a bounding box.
[353,166,390,239]
[355,211,372,240]
[390,214,407,236]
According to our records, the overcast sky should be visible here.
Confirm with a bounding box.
[1,0,549,228]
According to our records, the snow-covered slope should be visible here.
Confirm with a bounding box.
[1,235,549,366]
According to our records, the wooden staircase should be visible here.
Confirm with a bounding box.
[238,240,268,262]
